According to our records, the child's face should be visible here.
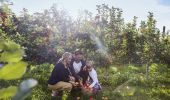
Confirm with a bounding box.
[86,61,93,71]
[86,64,92,71]
[87,67,92,71]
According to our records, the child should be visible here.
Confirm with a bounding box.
[83,60,101,94]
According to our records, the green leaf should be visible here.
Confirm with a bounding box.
[0,61,27,80]
[4,41,21,52]
[0,86,17,99]
[0,50,24,62]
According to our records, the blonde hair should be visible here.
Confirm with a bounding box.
[58,52,72,62]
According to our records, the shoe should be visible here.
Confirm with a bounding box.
[51,90,58,97]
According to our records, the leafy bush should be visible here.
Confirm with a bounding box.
[0,39,37,100]
[23,63,54,100]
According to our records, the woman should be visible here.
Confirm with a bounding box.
[48,52,76,96]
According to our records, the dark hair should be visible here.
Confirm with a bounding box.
[74,49,83,55]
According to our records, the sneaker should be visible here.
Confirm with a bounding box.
[51,90,59,97]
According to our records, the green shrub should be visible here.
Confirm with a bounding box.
[24,63,54,100]
[0,39,37,100]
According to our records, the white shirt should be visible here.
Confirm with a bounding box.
[89,68,99,88]
[73,61,82,74]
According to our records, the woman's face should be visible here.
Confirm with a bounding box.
[66,55,72,64]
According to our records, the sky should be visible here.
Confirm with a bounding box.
[9,0,170,31]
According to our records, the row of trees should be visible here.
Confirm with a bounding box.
[1,2,170,67]
[1,1,170,99]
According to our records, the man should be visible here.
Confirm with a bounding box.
[48,52,75,95]
[70,49,88,85]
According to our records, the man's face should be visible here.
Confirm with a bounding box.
[74,54,83,61]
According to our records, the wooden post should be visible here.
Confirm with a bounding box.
[163,26,166,33]
[162,26,166,38]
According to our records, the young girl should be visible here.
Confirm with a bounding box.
[83,60,101,94]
